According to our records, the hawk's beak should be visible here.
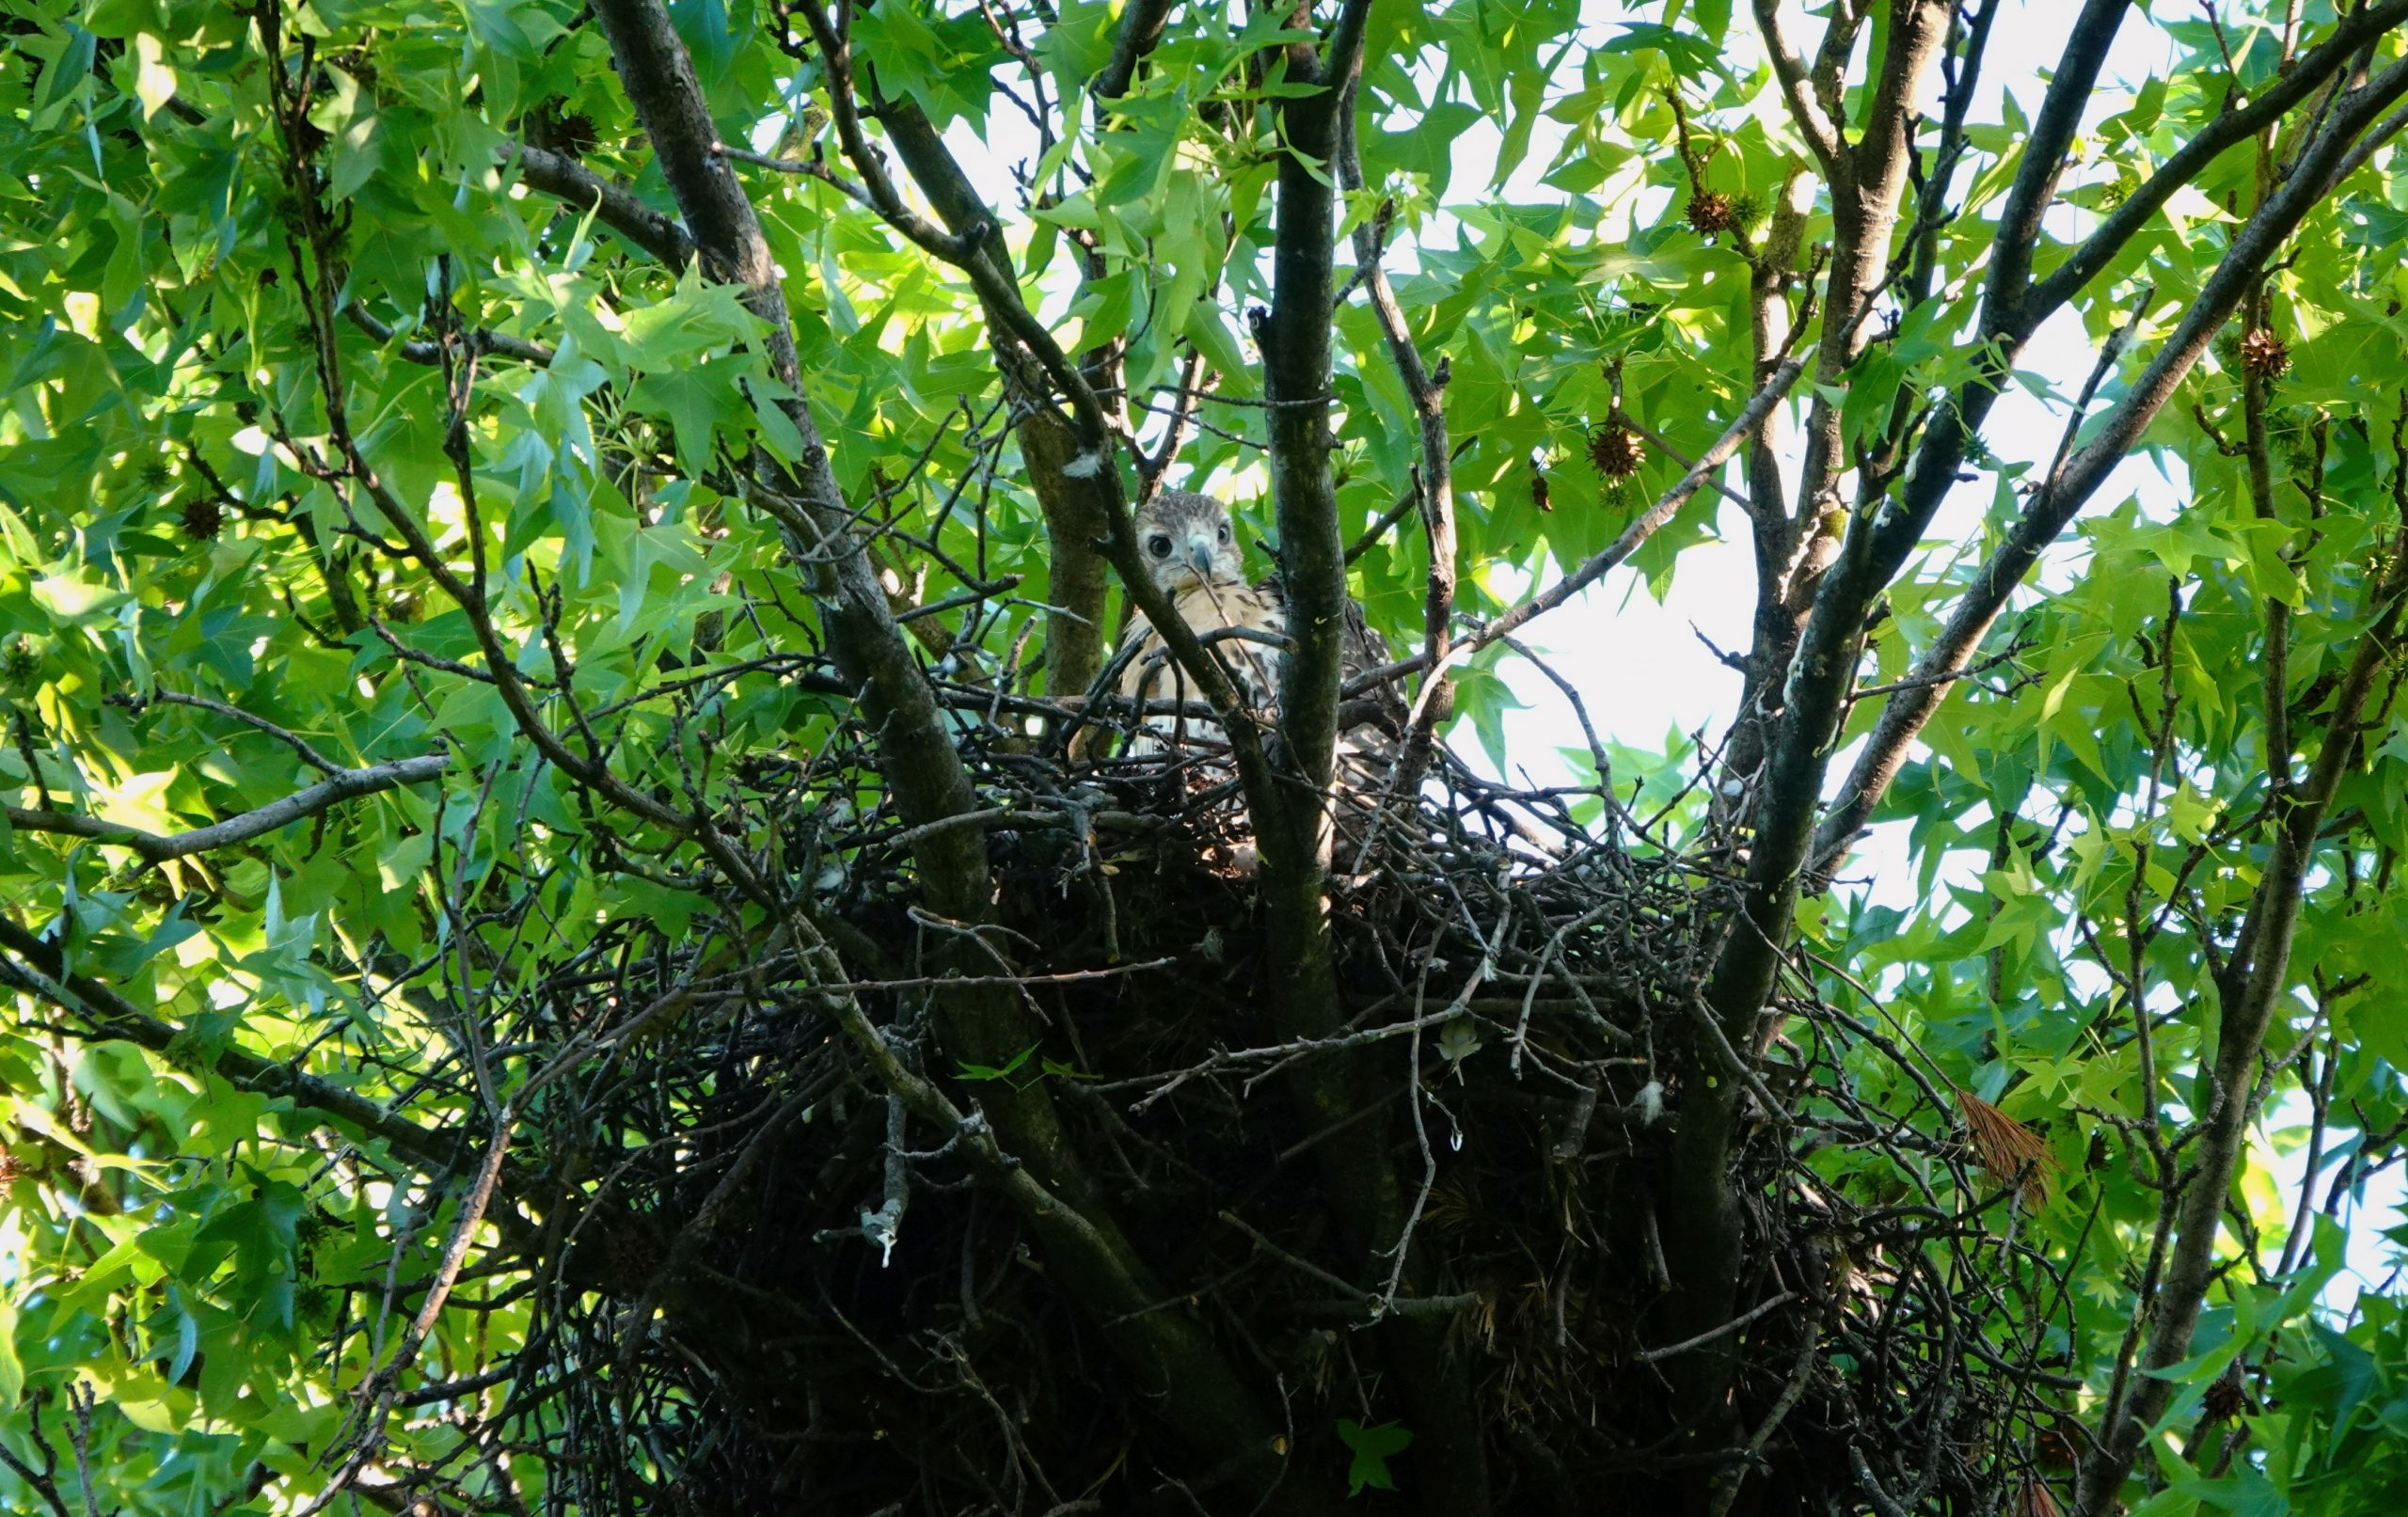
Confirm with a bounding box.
[1186,535,1217,579]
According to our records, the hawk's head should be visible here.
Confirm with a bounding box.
[1134,489,1243,591]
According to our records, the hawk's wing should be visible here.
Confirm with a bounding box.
[1245,577,1403,782]
[1335,596,1405,783]
[1339,599,1407,734]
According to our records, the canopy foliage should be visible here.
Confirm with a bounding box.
[5,0,2408,1513]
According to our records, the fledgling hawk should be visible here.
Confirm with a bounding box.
[1105,488,1401,770]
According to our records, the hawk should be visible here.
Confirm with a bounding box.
[1096,488,1402,772]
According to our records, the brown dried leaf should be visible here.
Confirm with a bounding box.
[1956,1086,2057,1205]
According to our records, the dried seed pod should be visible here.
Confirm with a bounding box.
[1586,422,1646,480]
[2200,1363,2249,1424]
[1529,459,1553,514]
[2239,326,2290,380]
[552,111,599,159]
[181,497,224,541]
[1684,190,1736,237]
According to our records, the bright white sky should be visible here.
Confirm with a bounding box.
[923,1,2400,1304]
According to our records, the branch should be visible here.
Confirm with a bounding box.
[343,301,556,367]
[1788,0,1952,548]
[1637,1291,1797,1364]
[2077,545,2408,1513]
[1982,0,2135,317]
[1750,0,1844,165]
[1337,93,1456,793]
[2323,95,2408,189]
[6,754,448,863]
[1258,0,1374,810]
[588,10,1323,1504]
[1257,24,1495,1509]
[500,140,697,267]
[585,0,1016,910]
[120,688,346,773]
[1092,0,1177,104]
[789,7,982,262]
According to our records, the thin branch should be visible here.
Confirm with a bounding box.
[5,754,448,863]
[1638,1291,1797,1363]
[119,688,348,773]
[1338,88,1457,792]
[0,915,466,1174]
[344,300,556,367]
[1343,480,1425,564]
[1466,357,1808,662]
[501,140,697,267]
[1750,0,1844,165]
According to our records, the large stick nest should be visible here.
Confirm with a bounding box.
[478,712,2073,1516]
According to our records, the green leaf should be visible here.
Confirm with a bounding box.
[1337,1417,1413,1495]
[956,1044,1038,1082]
[0,1296,22,1409]
[130,32,176,120]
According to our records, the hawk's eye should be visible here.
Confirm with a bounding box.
[1218,524,1231,542]
[1147,534,1173,558]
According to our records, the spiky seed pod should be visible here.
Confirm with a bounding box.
[1586,422,1646,480]
[2200,1364,2248,1425]
[181,497,224,541]
[137,456,173,488]
[1684,190,1736,237]
[2273,406,2324,472]
[2239,326,2290,380]
[2213,329,2242,371]
[2,638,35,686]
[1724,189,1766,231]
[553,111,598,158]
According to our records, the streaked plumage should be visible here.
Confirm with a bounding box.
[1108,489,1400,774]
